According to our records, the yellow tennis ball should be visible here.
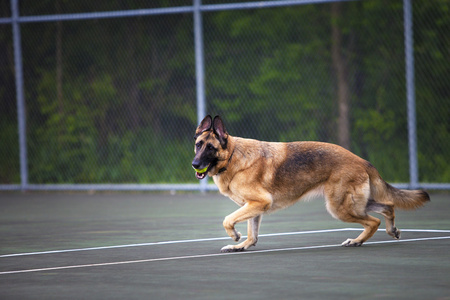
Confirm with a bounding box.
[194,166,208,174]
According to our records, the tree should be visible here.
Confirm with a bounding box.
[331,1,351,150]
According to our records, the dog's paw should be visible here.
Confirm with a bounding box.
[393,228,401,239]
[233,231,242,242]
[386,227,401,240]
[341,238,362,247]
[220,245,245,253]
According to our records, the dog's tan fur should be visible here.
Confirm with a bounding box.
[192,115,430,252]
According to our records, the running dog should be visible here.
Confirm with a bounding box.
[192,115,430,252]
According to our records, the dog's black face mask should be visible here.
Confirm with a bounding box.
[192,115,228,180]
[192,137,218,179]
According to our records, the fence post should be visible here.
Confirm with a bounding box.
[403,0,419,189]
[194,0,207,192]
[11,0,28,191]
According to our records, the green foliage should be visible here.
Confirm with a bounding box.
[0,0,448,185]
[0,118,20,183]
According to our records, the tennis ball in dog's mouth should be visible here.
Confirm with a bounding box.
[193,166,208,174]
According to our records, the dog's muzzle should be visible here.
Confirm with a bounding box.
[192,161,210,180]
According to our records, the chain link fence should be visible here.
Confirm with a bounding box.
[0,0,449,191]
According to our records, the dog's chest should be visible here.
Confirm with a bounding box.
[226,193,246,206]
[213,175,246,207]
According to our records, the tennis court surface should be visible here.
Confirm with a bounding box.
[1,192,449,299]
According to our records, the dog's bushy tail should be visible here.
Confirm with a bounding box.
[367,163,430,210]
[382,183,430,210]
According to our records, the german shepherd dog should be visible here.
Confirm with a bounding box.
[192,115,430,252]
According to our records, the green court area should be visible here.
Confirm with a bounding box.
[1,192,449,299]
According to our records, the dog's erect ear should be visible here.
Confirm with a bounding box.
[194,115,213,139]
[213,115,228,148]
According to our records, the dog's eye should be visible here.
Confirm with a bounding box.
[207,144,216,151]
[196,142,203,149]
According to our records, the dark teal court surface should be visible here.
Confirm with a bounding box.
[1,192,449,299]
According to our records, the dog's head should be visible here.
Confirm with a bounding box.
[192,115,229,180]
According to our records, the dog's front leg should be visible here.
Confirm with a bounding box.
[221,202,266,252]
[244,215,262,247]
[248,215,262,245]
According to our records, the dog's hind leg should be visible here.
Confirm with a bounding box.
[326,182,381,246]
[366,200,401,239]
[340,214,381,247]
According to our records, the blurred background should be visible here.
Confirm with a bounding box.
[0,0,448,190]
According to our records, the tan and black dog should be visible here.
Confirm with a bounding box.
[192,115,429,252]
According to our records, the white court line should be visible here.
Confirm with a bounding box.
[2,227,450,258]
[0,228,354,258]
[1,235,449,275]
